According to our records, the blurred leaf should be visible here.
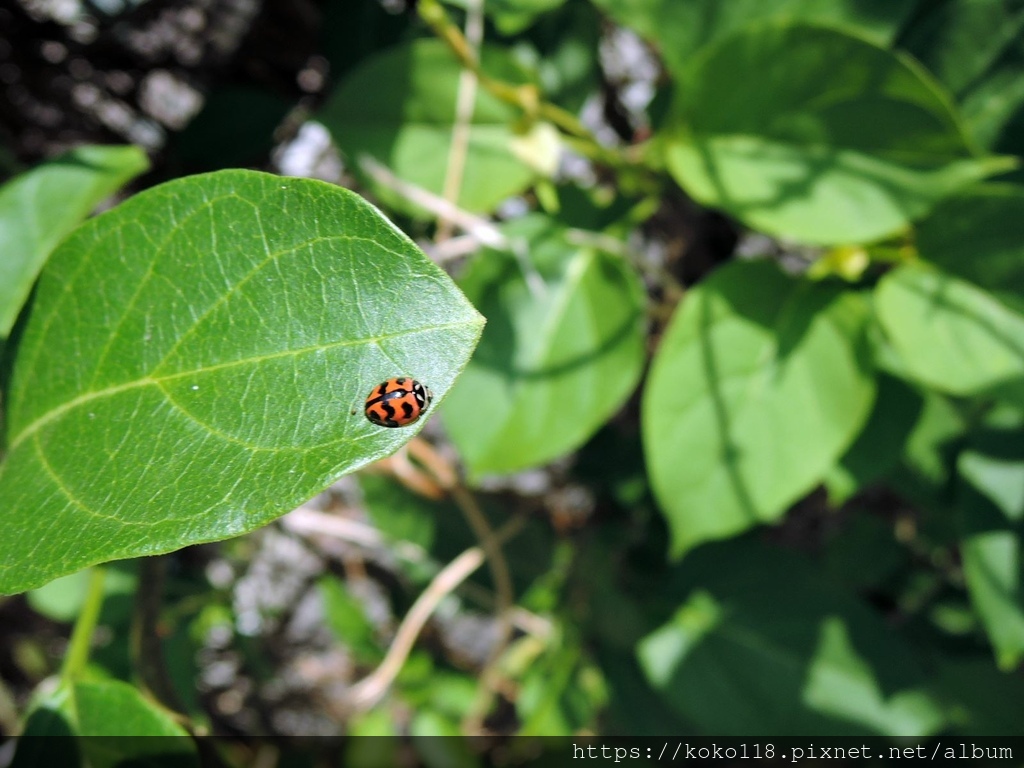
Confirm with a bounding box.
[411,710,481,768]
[826,374,923,504]
[637,541,945,736]
[520,1,602,113]
[917,184,1024,298]
[27,564,136,624]
[445,0,564,34]
[958,38,1024,157]
[898,0,1024,95]
[591,0,915,76]
[961,531,1024,669]
[0,170,483,594]
[875,264,1024,397]
[513,625,605,735]
[320,39,552,216]
[665,23,1010,245]
[318,576,384,664]
[643,260,875,556]
[958,406,1024,668]
[16,678,195,767]
[0,145,148,337]
[444,216,645,476]
[360,473,438,551]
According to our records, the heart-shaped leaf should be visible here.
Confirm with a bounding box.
[665,23,1011,245]
[442,216,646,476]
[319,39,554,217]
[0,170,483,594]
[642,260,875,556]
[0,144,148,337]
[875,264,1024,397]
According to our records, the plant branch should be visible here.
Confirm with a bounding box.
[346,516,525,710]
[437,0,484,241]
[61,566,107,681]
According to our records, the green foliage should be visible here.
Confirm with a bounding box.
[0,169,482,593]
[3,0,1024,751]
[591,0,915,77]
[0,145,148,337]
[320,39,556,216]
[664,23,1011,245]
[643,260,874,554]
[443,216,646,476]
[637,541,944,736]
[875,264,1024,397]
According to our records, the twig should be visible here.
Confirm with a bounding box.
[346,517,525,710]
[358,154,506,252]
[437,0,484,241]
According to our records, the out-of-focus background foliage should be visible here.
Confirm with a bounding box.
[1,0,1023,759]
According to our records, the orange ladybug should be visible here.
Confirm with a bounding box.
[364,377,433,428]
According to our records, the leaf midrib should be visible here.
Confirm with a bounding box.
[8,319,475,451]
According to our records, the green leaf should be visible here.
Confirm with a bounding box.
[591,0,915,77]
[957,37,1024,154]
[825,374,923,504]
[17,678,196,766]
[958,406,1024,669]
[875,264,1024,397]
[917,184,1024,298]
[442,216,646,476]
[0,169,483,594]
[0,145,148,337]
[411,710,481,768]
[27,564,136,623]
[637,541,945,736]
[642,260,875,556]
[665,23,1010,245]
[319,39,553,216]
[961,531,1024,669]
[318,575,384,664]
[445,0,564,34]
[898,0,1024,96]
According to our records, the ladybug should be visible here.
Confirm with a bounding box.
[364,377,433,428]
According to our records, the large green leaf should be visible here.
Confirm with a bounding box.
[591,0,915,77]
[643,260,875,556]
[665,23,1010,245]
[875,264,1024,397]
[319,39,555,216]
[637,541,944,736]
[917,184,1024,298]
[0,170,483,594]
[0,145,148,337]
[442,216,646,476]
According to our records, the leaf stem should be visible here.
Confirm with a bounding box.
[61,566,107,681]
